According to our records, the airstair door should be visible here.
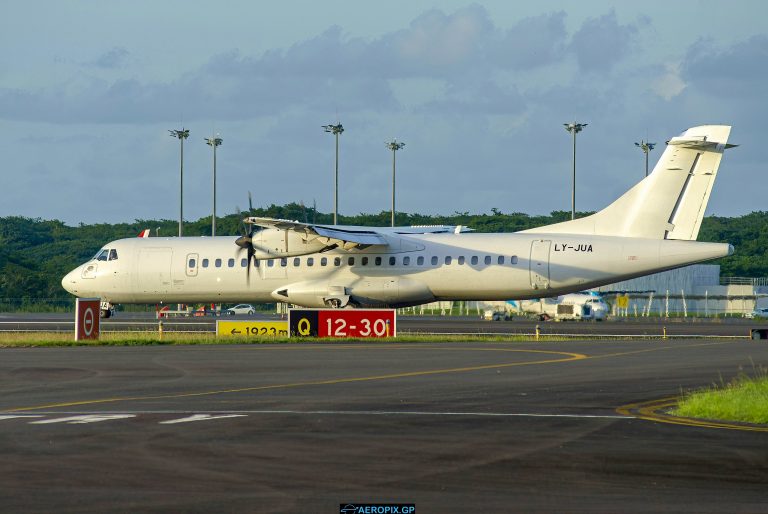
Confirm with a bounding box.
[529,240,551,290]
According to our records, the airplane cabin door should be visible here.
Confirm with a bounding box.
[529,240,551,290]
[137,248,173,294]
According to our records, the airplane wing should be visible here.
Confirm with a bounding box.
[245,217,388,249]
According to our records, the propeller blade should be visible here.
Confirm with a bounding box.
[247,245,255,285]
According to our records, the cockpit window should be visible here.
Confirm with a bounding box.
[108,249,118,261]
[96,249,109,261]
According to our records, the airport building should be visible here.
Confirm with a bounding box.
[414,265,767,318]
[592,265,768,316]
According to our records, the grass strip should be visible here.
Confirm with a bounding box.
[0,332,579,347]
[673,372,768,425]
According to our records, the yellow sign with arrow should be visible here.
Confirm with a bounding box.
[216,320,288,337]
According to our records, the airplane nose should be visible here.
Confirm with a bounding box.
[61,269,79,295]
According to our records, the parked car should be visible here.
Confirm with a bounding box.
[745,308,768,319]
[483,309,510,321]
[225,304,256,316]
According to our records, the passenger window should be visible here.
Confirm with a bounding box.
[267,260,275,268]
[403,256,410,266]
[253,259,260,268]
[215,258,222,268]
[307,258,314,267]
[348,257,355,266]
[109,249,118,261]
[334,257,341,267]
[389,256,396,265]
[202,259,209,268]
[320,257,328,266]
[484,256,491,265]
[471,256,478,265]
[362,257,369,266]
[497,256,504,265]
[228,258,235,268]
[280,258,287,267]
[188,258,196,268]
[445,256,452,265]
[375,257,382,266]
[510,256,518,265]
[241,258,248,267]
[293,257,301,267]
[458,256,465,265]
[431,256,438,265]
[97,250,109,261]
[417,256,424,265]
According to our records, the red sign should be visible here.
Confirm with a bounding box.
[75,298,101,341]
[289,309,396,338]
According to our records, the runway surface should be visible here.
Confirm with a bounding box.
[1,339,768,512]
[1,311,764,337]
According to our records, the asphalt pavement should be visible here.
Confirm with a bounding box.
[1,311,765,337]
[1,339,767,512]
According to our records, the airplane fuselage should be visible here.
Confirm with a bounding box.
[62,232,732,309]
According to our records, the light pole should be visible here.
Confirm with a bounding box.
[386,139,405,227]
[169,128,189,237]
[205,134,223,236]
[635,140,656,177]
[323,122,344,225]
[564,122,587,220]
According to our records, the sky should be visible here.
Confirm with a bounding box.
[1,0,766,225]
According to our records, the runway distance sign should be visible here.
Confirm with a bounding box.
[75,298,100,341]
[216,320,288,337]
[289,309,396,338]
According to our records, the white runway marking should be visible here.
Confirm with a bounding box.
[29,414,136,424]
[159,414,247,424]
[0,415,43,421]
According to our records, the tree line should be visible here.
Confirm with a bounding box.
[1,206,767,304]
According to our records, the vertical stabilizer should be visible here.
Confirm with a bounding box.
[524,125,735,240]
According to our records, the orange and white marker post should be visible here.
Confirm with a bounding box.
[75,298,101,341]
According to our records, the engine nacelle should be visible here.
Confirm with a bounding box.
[251,228,329,259]
[271,278,435,309]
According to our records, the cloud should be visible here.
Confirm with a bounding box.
[682,35,768,97]
[650,62,687,100]
[569,10,639,72]
[87,47,130,69]
[386,6,493,75]
[494,12,568,70]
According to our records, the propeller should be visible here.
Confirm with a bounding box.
[234,206,257,284]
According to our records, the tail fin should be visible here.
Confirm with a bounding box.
[524,125,736,240]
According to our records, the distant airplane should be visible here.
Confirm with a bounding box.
[507,292,609,321]
[62,125,736,319]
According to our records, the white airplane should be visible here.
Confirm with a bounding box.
[63,125,736,319]
[506,292,610,321]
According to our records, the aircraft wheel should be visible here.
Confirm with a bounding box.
[100,309,111,319]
